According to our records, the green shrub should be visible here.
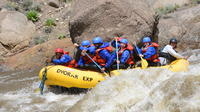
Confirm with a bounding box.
[155,4,180,15]
[58,34,66,39]
[44,27,53,34]
[3,2,20,11]
[26,10,39,22]
[22,0,33,11]
[34,36,48,45]
[59,0,73,3]
[45,18,56,27]
[192,0,200,4]
[30,3,42,12]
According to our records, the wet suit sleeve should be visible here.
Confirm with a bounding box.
[105,52,117,68]
[120,50,130,64]
[88,46,96,55]
[99,49,112,68]
[143,47,156,59]
[78,57,85,66]
[52,54,72,64]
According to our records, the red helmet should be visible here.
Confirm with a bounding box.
[55,48,64,53]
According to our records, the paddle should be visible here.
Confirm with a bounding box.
[115,38,119,70]
[34,62,48,95]
[134,44,148,69]
[85,53,110,77]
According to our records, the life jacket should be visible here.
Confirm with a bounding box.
[64,51,69,55]
[81,54,94,64]
[61,53,78,68]
[93,46,112,66]
[118,44,134,65]
[142,42,160,62]
[79,45,95,64]
[65,59,78,68]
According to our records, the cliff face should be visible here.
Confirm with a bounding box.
[158,5,200,50]
[69,0,155,44]
[0,0,199,70]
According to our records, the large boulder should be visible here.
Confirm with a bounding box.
[0,0,7,10]
[145,0,190,9]
[48,0,60,8]
[0,11,36,57]
[158,5,200,50]
[69,0,156,44]
[4,38,74,70]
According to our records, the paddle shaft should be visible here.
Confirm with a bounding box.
[115,38,119,70]
[134,44,148,68]
[39,62,48,95]
[85,53,110,76]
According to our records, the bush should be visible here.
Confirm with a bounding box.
[59,0,73,3]
[44,27,53,34]
[45,18,56,27]
[155,4,180,16]
[3,2,20,11]
[58,34,66,39]
[30,2,42,12]
[192,0,200,4]
[34,36,48,45]
[26,10,39,22]
[22,0,33,11]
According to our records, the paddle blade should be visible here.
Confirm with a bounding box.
[141,57,148,69]
[34,88,40,93]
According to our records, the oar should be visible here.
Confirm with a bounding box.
[115,38,119,70]
[85,53,110,77]
[134,45,148,69]
[35,62,48,94]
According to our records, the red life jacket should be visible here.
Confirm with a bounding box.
[65,59,78,68]
[81,54,94,64]
[64,51,69,55]
[142,42,160,62]
[61,53,78,68]
[118,44,134,65]
[93,46,112,66]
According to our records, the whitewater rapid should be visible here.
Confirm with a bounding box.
[0,49,200,112]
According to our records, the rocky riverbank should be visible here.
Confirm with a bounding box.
[0,0,200,71]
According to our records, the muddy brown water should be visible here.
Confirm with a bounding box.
[0,49,200,112]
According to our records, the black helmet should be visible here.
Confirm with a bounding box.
[169,38,178,44]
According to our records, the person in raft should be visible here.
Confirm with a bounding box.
[139,37,160,66]
[92,37,112,72]
[77,40,96,69]
[159,38,189,65]
[107,38,135,69]
[47,48,77,68]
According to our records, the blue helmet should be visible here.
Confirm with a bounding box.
[81,40,91,46]
[142,37,151,43]
[120,39,128,44]
[92,37,103,44]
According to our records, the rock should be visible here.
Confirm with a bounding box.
[5,38,74,70]
[158,5,200,51]
[0,0,7,9]
[0,11,35,57]
[69,0,156,44]
[48,0,59,8]
[145,0,190,9]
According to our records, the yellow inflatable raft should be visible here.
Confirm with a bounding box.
[39,59,189,89]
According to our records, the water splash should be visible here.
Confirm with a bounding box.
[0,49,200,112]
[68,63,200,112]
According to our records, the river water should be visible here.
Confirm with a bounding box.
[0,49,200,112]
